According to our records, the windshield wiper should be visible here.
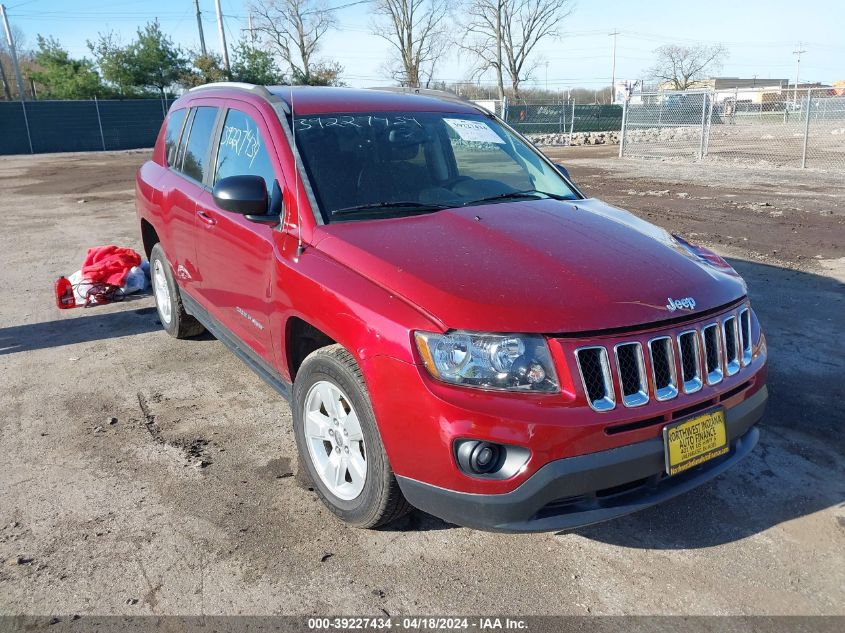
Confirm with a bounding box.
[463,189,571,206]
[332,201,449,217]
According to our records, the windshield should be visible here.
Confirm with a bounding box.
[292,111,578,222]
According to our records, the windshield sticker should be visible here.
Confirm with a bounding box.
[444,119,505,144]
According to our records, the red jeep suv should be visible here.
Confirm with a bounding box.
[136,83,768,532]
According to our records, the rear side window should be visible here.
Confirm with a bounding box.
[163,108,187,166]
[214,109,278,209]
[181,106,219,183]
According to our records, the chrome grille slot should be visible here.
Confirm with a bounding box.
[723,316,740,376]
[739,308,752,365]
[573,308,751,412]
[649,336,678,401]
[575,347,615,412]
[614,343,649,407]
[702,323,723,384]
[677,330,703,394]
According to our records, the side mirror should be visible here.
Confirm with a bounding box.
[213,175,269,217]
[554,163,572,180]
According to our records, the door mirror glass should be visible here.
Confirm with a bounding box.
[212,175,268,216]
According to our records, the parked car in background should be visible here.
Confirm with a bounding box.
[136,83,768,532]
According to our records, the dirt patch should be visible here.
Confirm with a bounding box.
[0,150,146,197]
[546,145,845,274]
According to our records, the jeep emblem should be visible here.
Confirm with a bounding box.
[666,297,696,312]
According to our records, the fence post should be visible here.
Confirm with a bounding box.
[569,98,575,145]
[618,97,628,158]
[698,92,708,159]
[94,96,106,151]
[703,92,714,157]
[801,89,812,168]
[559,97,563,134]
[20,100,33,154]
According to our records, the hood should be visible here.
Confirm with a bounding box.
[314,198,746,333]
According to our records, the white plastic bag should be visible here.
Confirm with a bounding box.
[122,265,148,294]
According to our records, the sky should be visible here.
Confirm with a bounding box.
[5,0,844,90]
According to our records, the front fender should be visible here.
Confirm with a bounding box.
[272,239,441,380]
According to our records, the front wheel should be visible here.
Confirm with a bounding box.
[292,345,411,528]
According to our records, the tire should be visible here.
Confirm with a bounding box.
[292,344,411,528]
[149,243,205,339]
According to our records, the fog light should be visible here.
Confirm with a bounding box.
[454,439,531,480]
[472,444,498,472]
[456,440,503,475]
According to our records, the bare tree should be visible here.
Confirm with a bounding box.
[1,25,28,100]
[648,44,728,90]
[462,0,571,100]
[372,0,450,88]
[249,0,336,84]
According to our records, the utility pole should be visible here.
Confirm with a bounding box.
[1,4,26,101]
[214,0,230,75]
[194,0,207,56]
[495,0,504,101]
[242,12,258,43]
[793,43,806,104]
[609,29,620,102]
[544,61,549,92]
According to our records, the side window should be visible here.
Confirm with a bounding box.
[174,109,195,170]
[164,108,187,166]
[214,109,278,208]
[181,106,219,183]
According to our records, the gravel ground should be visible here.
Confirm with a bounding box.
[0,149,842,617]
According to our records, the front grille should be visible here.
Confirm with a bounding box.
[614,342,648,407]
[702,323,723,384]
[678,330,703,393]
[739,308,752,366]
[649,336,678,401]
[575,347,615,412]
[572,305,754,412]
[723,316,740,376]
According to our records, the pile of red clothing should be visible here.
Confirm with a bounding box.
[56,246,148,308]
[81,246,142,286]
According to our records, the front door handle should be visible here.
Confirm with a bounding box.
[197,210,216,226]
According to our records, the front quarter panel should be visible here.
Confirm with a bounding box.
[272,230,442,376]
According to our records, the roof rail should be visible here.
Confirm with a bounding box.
[188,82,274,99]
[369,86,485,112]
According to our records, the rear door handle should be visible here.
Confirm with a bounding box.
[197,210,216,226]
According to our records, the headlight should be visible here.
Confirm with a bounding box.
[414,331,559,393]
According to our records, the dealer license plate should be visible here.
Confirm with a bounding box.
[663,410,728,476]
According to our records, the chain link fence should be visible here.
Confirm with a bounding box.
[4,91,843,171]
[619,88,845,170]
[0,98,174,155]
[501,100,623,135]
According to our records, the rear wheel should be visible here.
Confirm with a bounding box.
[149,243,204,339]
[293,345,411,528]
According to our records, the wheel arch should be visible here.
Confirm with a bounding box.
[140,218,160,260]
[285,316,338,381]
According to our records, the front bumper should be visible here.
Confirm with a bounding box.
[396,385,767,532]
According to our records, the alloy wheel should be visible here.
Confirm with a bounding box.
[303,380,367,500]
